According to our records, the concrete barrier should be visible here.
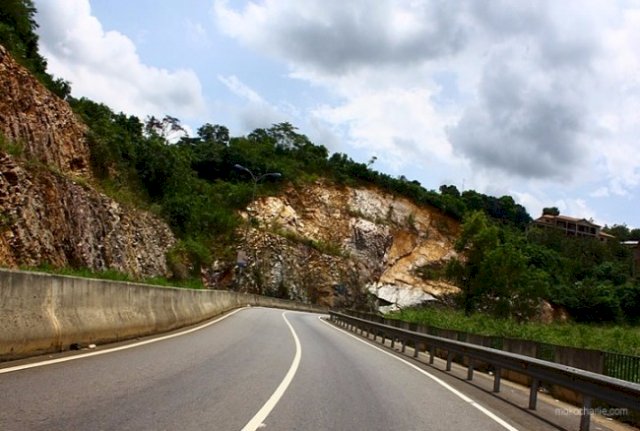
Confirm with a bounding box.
[0,268,327,361]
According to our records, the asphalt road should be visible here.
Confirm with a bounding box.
[0,307,594,430]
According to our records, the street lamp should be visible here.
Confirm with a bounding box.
[234,164,282,211]
[233,164,281,287]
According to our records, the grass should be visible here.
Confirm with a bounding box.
[96,176,155,212]
[388,307,640,356]
[273,227,345,257]
[20,264,205,290]
[0,132,24,158]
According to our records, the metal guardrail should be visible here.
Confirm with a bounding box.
[329,311,640,431]
[343,309,640,384]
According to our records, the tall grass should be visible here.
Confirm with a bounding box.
[0,132,24,157]
[389,307,640,356]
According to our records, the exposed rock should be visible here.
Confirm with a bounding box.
[0,45,90,176]
[214,180,460,309]
[539,301,570,323]
[0,46,175,278]
[0,44,457,297]
[0,154,174,277]
[368,283,436,313]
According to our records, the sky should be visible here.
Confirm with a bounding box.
[32,0,640,228]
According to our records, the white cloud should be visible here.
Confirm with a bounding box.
[591,187,610,198]
[557,199,599,223]
[218,75,265,104]
[214,0,468,75]
[313,85,454,168]
[185,19,210,46]
[218,75,287,132]
[592,6,640,196]
[34,0,206,119]
[213,0,640,225]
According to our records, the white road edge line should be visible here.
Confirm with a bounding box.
[0,307,249,375]
[319,316,520,431]
[241,311,302,431]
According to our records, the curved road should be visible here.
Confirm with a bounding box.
[0,308,575,430]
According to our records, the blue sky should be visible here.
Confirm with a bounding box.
[33,0,640,228]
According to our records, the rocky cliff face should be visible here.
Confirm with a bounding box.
[0,45,174,277]
[0,43,458,299]
[208,180,460,310]
[0,46,89,177]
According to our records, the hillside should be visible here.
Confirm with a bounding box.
[210,180,460,308]
[0,44,175,277]
[0,43,463,307]
[1,1,638,324]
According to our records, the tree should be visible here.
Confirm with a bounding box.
[603,224,630,241]
[446,211,499,315]
[144,115,186,141]
[542,207,560,216]
[439,184,460,198]
[478,243,548,319]
[197,123,229,146]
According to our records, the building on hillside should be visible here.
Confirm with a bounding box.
[532,213,615,242]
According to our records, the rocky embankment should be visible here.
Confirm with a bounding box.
[207,181,460,309]
[0,45,174,277]
[0,43,459,303]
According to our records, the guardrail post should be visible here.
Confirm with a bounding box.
[328,310,640,425]
[529,379,540,410]
[579,396,592,431]
[493,368,501,393]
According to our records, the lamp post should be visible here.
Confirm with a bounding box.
[233,164,281,290]
[234,164,282,219]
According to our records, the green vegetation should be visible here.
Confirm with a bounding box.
[602,223,640,241]
[0,131,24,157]
[443,211,640,324]
[273,227,345,257]
[389,306,640,356]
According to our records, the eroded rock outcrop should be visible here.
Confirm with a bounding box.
[210,180,460,309]
[0,45,90,176]
[0,45,175,277]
